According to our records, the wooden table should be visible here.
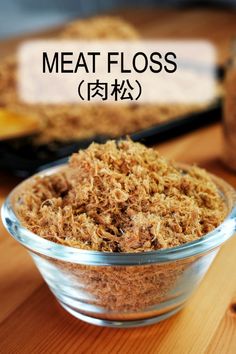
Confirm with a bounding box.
[1,9,236,353]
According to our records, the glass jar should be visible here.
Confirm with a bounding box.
[223,40,236,171]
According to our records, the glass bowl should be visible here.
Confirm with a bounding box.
[1,165,236,328]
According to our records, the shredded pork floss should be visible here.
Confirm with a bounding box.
[16,140,226,252]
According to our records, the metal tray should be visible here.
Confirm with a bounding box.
[0,98,222,176]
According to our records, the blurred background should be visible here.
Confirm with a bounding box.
[0,0,235,39]
[0,0,236,176]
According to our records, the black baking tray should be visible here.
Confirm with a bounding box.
[0,98,222,177]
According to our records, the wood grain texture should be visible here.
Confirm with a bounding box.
[0,9,236,354]
[207,295,236,354]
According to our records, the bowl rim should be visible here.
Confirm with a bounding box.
[1,164,236,265]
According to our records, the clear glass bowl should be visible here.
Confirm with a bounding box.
[2,165,236,328]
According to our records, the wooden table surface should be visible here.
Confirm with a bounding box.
[1,9,236,354]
